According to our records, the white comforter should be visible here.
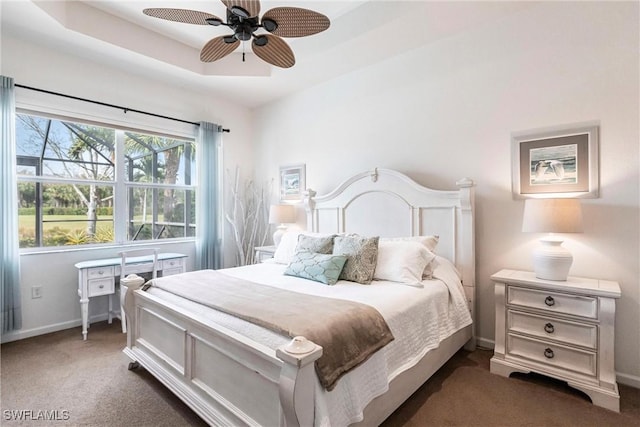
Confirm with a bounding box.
[147,260,472,426]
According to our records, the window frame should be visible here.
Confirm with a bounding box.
[16,108,198,253]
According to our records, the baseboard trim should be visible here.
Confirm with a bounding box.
[617,372,640,389]
[476,336,495,350]
[0,314,110,344]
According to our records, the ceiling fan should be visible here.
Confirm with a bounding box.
[143,1,330,68]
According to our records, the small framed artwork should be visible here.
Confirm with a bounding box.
[511,123,599,199]
[279,164,306,201]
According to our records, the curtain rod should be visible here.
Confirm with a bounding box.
[15,84,230,133]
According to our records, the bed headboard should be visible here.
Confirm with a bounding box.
[304,168,476,335]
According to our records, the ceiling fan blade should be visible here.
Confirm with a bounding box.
[252,34,295,68]
[143,8,222,25]
[262,7,330,37]
[221,0,261,18]
[200,36,240,62]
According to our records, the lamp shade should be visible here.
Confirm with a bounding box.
[522,198,583,281]
[269,204,295,224]
[269,204,295,247]
[522,198,583,233]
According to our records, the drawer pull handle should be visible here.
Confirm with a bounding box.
[98,285,104,289]
[98,271,104,275]
[544,296,555,306]
[544,323,555,333]
[544,348,554,359]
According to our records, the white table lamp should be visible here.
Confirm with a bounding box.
[522,198,583,281]
[269,204,295,247]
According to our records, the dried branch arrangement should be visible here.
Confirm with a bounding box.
[225,166,273,266]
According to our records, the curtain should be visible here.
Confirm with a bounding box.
[195,122,223,270]
[1,76,22,333]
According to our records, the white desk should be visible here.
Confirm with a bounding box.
[74,252,187,340]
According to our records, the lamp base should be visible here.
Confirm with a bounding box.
[532,238,573,281]
[273,225,288,247]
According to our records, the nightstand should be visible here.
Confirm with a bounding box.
[490,269,621,412]
[254,245,277,263]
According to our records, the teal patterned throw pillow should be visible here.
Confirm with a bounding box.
[284,250,348,285]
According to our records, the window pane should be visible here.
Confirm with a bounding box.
[17,181,38,248]
[16,114,115,181]
[128,154,154,183]
[18,183,114,247]
[128,187,194,241]
[125,132,194,185]
[16,116,48,157]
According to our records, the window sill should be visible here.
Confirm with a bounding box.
[19,238,196,256]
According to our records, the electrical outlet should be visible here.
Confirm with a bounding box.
[31,286,43,299]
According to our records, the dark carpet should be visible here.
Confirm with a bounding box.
[1,321,638,426]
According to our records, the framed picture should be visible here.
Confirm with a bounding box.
[511,124,599,199]
[279,164,306,201]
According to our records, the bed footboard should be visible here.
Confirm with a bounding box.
[123,289,322,427]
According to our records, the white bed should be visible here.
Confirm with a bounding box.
[124,168,476,427]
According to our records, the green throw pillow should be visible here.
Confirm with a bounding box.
[284,250,347,285]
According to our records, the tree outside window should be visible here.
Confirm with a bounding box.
[16,113,195,248]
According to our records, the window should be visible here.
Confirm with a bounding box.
[123,131,196,241]
[16,112,196,249]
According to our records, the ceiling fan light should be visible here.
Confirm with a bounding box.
[234,30,252,41]
[262,18,278,32]
[230,6,250,19]
[253,35,268,46]
[205,17,223,26]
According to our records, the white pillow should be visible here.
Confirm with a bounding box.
[380,235,439,278]
[373,240,436,287]
[273,231,335,264]
[381,235,439,251]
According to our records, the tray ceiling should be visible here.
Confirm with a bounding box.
[1,1,534,108]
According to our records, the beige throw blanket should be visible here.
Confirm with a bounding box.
[145,269,394,391]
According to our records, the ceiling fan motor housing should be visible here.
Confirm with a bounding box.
[227,10,259,41]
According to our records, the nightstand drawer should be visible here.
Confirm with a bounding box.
[88,266,114,279]
[254,245,277,264]
[88,278,115,297]
[508,286,597,319]
[508,310,597,349]
[507,334,596,377]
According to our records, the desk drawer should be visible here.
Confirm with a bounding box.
[507,334,596,377]
[88,266,114,280]
[88,278,114,297]
[161,258,184,270]
[508,310,597,349]
[508,286,597,319]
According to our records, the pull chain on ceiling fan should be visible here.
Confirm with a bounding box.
[143,0,330,68]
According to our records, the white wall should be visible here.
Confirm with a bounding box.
[253,2,640,384]
[1,35,255,342]
[2,0,638,388]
